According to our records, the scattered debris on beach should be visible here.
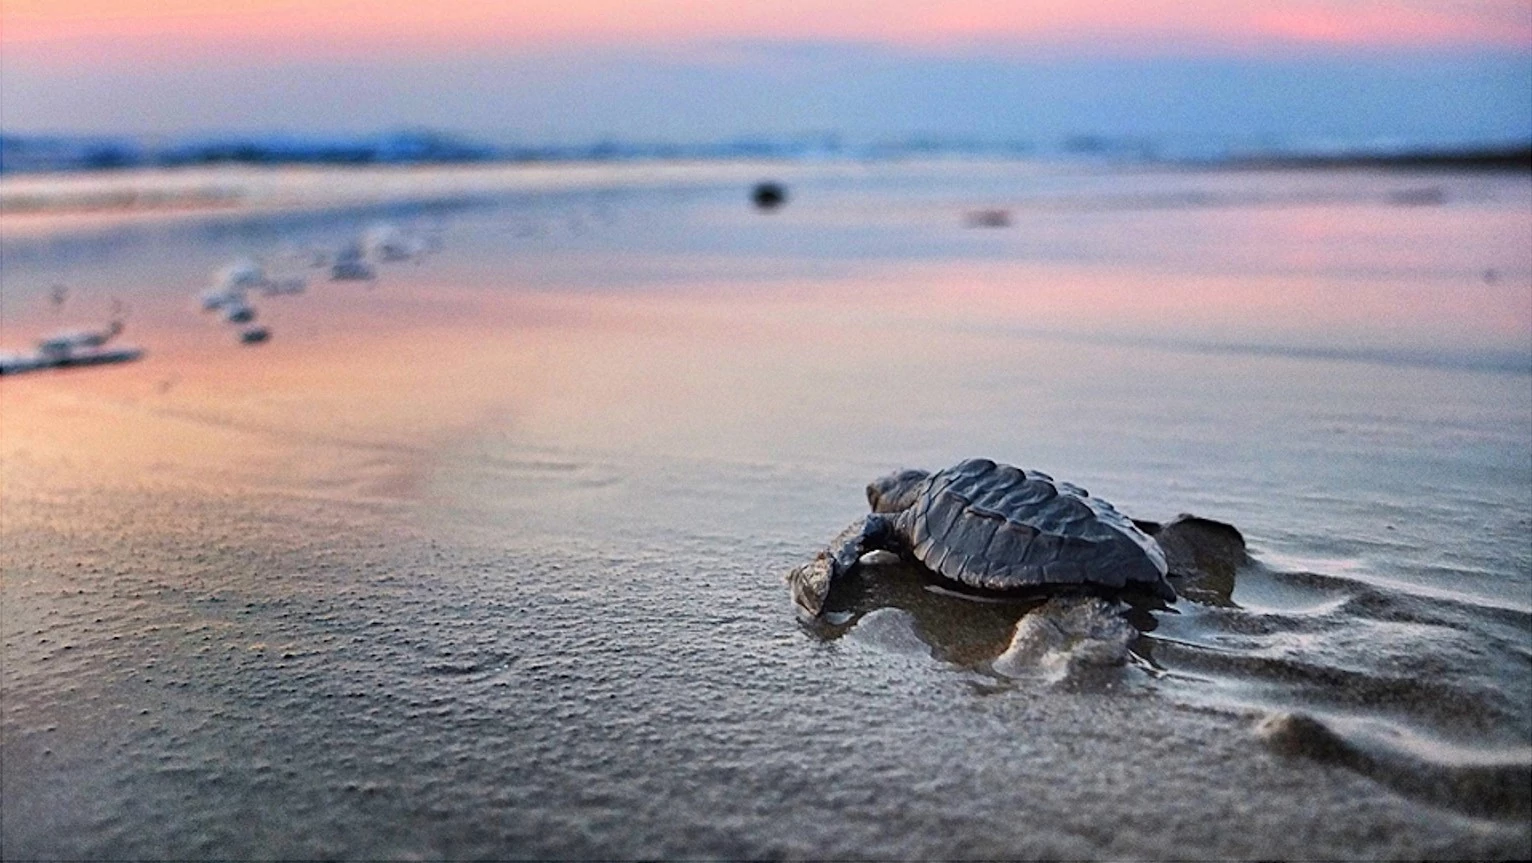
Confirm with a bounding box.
[330,241,378,281]
[9,217,448,371]
[239,326,272,345]
[364,222,427,262]
[191,223,439,346]
[37,315,123,356]
[199,258,292,341]
[222,300,257,324]
[1386,186,1447,206]
[200,257,307,320]
[752,181,786,210]
[1,303,144,375]
[334,222,439,278]
[965,208,1012,228]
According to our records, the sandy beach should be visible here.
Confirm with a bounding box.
[3,159,1529,859]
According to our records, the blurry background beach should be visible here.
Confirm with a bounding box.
[3,2,1530,860]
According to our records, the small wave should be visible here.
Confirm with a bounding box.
[790,533,1529,820]
[1150,556,1531,819]
[1257,710,1532,819]
[467,452,620,486]
[965,322,1532,377]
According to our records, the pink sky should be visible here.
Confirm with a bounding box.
[6,0,1531,60]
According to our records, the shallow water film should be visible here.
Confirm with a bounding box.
[3,161,1530,859]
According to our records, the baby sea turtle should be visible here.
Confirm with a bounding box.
[787,458,1243,617]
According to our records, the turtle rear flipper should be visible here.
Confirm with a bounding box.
[1157,514,1246,580]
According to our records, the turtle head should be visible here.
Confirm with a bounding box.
[866,468,930,514]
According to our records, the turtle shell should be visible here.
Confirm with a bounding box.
[896,458,1169,596]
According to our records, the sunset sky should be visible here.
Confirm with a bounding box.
[3,1,1529,148]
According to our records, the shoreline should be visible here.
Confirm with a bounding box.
[5,147,1528,226]
[0,158,856,227]
[1221,145,1532,172]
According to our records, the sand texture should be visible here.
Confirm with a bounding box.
[4,161,1530,859]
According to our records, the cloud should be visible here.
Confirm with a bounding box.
[5,0,1529,63]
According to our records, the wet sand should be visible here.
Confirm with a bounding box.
[3,161,1530,859]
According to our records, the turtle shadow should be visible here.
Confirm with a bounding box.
[810,561,1042,667]
[808,559,1187,674]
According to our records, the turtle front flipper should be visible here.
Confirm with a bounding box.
[786,514,895,617]
[786,555,836,618]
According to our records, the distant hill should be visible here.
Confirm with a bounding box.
[2,129,1528,175]
[0,130,496,174]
